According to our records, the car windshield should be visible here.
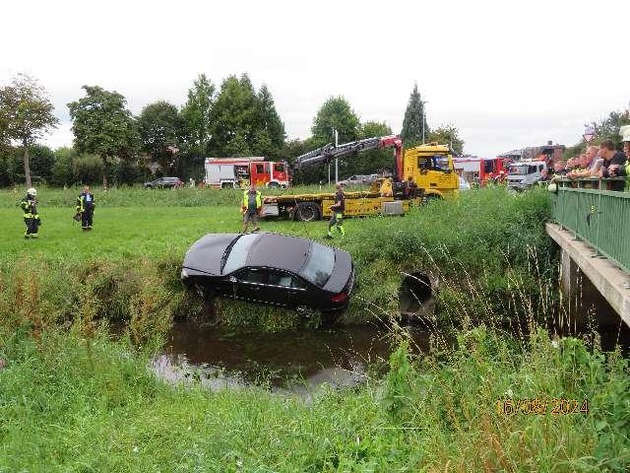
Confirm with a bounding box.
[299,242,335,287]
[222,234,260,274]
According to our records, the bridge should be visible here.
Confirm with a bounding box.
[547,179,630,327]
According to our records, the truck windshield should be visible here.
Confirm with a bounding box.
[299,242,335,287]
[509,165,529,176]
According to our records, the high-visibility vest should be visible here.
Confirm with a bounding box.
[242,190,262,210]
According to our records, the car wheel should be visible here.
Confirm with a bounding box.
[294,202,320,222]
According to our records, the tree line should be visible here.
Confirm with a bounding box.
[27,72,630,188]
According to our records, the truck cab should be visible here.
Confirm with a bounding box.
[507,161,546,191]
[402,143,459,199]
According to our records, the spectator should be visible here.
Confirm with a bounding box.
[620,125,630,178]
[598,139,627,191]
[549,160,567,182]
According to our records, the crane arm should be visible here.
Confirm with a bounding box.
[294,135,403,176]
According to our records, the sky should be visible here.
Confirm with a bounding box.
[2,0,629,158]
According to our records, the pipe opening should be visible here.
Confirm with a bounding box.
[399,271,434,318]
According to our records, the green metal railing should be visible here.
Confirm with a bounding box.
[551,179,630,272]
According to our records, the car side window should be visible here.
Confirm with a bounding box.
[235,268,266,284]
[268,270,305,289]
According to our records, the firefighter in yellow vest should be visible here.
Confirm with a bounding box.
[20,187,41,239]
[241,184,262,233]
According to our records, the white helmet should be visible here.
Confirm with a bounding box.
[27,187,37,196]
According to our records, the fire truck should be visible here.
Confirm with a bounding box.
[452,156,511,186]
[262,135,459,221]
[204,157,290,189]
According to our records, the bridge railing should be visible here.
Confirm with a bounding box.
[551,179,630,273]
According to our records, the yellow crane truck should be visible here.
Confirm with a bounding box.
[262,135,459,221]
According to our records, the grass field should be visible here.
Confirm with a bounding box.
[1,185,628,471]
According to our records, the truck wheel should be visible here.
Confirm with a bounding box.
[294,202,320,221]
[268,182,279,189]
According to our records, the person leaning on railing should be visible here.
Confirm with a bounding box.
[620,125,630,187]
[598,139,627,191]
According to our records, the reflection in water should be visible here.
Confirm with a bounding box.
[152,321,431,394]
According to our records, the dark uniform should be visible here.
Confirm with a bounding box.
[327,185,345,238]
[20,188,40,239]
[76,187,96,230]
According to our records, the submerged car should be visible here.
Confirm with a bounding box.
[181,232,355,316]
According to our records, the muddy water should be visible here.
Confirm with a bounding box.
[152,321,431,394]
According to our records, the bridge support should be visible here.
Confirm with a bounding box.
[547,223,630,328]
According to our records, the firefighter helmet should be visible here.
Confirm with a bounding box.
[27,187,37,196]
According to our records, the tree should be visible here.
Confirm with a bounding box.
[252,84,285,159]
[311,96,360,147]
[0,74,58,187]
[210,74,258,156]
[400,83,428,148]
[137,100,182,173]
[68,85,140,188]
[180,74,215,157]
[428,125,464,155]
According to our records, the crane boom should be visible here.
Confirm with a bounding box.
[294,135,403,178]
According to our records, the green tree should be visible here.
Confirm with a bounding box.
[180,74,215,157]
[428,125,464,155]
[210,74,258,156]
[0,74,58,187]
[51,147,78,187]
[311,96,360,147]
[68,85,140,189]
[252,84,286,159]
[592,109,630,149]
[400,83,428,148]
[137,100,182,173]
[28,144,56,184]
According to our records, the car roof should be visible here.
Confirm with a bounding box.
[242,233,311,273]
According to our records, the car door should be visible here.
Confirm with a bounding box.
[231,268,268,303]
[266,269,307,307]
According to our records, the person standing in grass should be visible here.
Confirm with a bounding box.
[241,184,262,233]
[76,185,95,230]
[20,187,40,239]
[326,183,345,239]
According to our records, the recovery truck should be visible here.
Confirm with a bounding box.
[262,135,459,221]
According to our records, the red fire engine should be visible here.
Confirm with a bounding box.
[452,156,511,186]
[204,157,290,189]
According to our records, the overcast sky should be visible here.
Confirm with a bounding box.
[2,0,629,157]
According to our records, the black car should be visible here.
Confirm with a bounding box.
[181,232,355,316]
[143,177,183,188]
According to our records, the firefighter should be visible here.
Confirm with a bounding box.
[326,183,345,238]
[20,187,40,239]
[76,185,95,230]
[241,184,262,233]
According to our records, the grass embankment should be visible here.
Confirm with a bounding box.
[1,185,628,471]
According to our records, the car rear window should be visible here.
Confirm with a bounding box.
[299,242,335,287]
[222,234,259,274]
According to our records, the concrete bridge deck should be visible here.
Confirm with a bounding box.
[546,223,630,327]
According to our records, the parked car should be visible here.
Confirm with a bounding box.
[143,177,183,188]
[181,232,355,317]
[338,174,378,187]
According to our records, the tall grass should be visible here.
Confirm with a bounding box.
[1,185,628,471]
